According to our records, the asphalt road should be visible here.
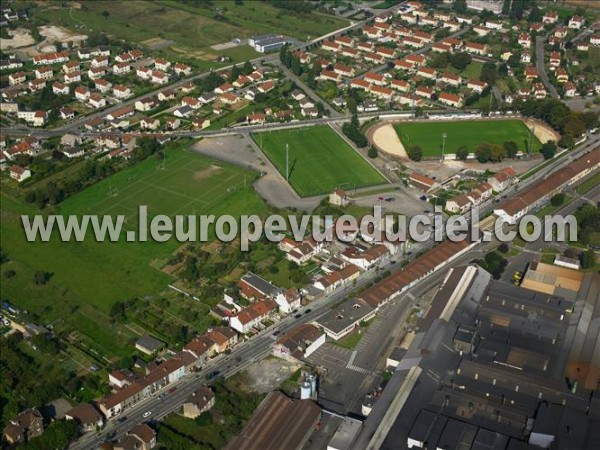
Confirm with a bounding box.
[535,34,560,99]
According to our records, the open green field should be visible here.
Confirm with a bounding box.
[1,147,265,356]
[254,126,388,197]
[37,1,348,63]
[394,120,543,157]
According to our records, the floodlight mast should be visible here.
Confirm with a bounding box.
[286,143,289,181]
[441,132,447,162]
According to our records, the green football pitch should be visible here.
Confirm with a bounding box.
[393,119,543,157]
[255,125,388,197]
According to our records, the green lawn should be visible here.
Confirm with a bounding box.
[254,126,388,197]
[1,147,265,356]
[37,1,348,62]
[576,172,600,195]
[394,120,543,157]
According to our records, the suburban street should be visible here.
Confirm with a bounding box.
[535,34,560,99]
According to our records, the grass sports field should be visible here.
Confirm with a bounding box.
[1,148,265,356]
[394,120,542,157]
[255,126,388,197]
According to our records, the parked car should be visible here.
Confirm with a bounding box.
[142,411,152,418]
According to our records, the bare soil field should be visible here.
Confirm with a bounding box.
[0,28,35,49]
[369,122,408,158]
[523,118,561,143]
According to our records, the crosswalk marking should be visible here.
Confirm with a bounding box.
[346,364,371,374]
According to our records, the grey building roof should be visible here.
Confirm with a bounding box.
[315,298,374,335]
[407,409,447,447]
[135,335,163,352]
[436,418,478,450]
[471,428,510,450]
[240,272,282,298]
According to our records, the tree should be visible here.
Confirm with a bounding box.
[407,145,423,161]
[368,146,378,158]
[540,141,557,160]
[550,193,566,207]
[456,145,469,160]
[480,62,498,85]
[489,144,506,162]
[581,249,596,269]
[23,419,79,450]
[101,10,110,19]
[558,135,575,149]
[562,115,586,137]
[33,271,52,285]
[453,0,467,13]
[475,143,493,163]
[449,52,471,71]
[503,141,518,158]
[430,52,449,69]
[290,55,302,76]
[529,5,543,23]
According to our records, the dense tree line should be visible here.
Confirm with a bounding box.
[342,111,367,148]
[229,61,254,82]
[515,98,598,140]
[279,45,303,76]
[0,334,75,429]
[575,204,600,250]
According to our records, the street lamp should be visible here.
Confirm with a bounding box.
[441,132,447,162]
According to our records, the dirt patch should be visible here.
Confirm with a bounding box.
[14,25,87,57]
[142,37,174,50]
[170,46,218,61]
[211,41,242,51]
[522,118,560,144]
[0,28,35,49]
[240,357,300,394]
[40,25,87,44]
[368,122,408,159]
[193,166,220,181]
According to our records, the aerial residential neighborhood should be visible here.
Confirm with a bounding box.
[1,1,600,450]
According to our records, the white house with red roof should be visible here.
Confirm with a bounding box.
[542,10,558,24]
[439,92,462,108]
[74,86,90,102]
[10,165,31,182]
[568,15,585,29]
[364,72,387,86]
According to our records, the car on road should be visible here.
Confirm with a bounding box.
[142,411,152,418]
[385,197,395,202]
[272,330,281,336]
[117,416,128,424]
[304,309,312,314]
[294,313,302,319]
[158,393,166,400]
[169,387,177,394]
[209,370,221,380]
[424,209,430,213]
